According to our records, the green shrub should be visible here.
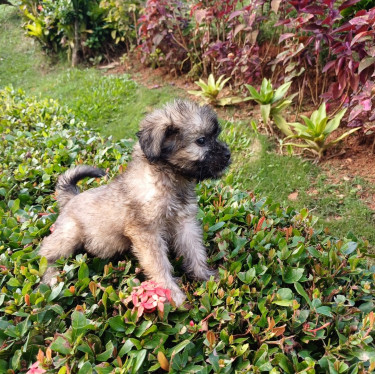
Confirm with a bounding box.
[245,79,296,136]
[188,74,242,107]
[99,0,140,50]
[1,88,375,373]
[282,103,360,160]
[18,0,140,64]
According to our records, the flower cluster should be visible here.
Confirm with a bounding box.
[125,281,172,318]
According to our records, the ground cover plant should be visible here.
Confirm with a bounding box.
[1,88,375,373]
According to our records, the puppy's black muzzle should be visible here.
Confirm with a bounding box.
[195,141,231,181]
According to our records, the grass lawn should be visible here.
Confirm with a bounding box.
[1,5,375,244]
[0,6,179,139]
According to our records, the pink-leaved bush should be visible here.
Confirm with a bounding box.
[125,280,172,318]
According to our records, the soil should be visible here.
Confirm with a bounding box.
[103,60,375,209]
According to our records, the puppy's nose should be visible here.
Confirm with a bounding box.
[224,149,231,160]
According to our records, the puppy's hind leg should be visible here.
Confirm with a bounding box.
[128,231,186,307]
[39,219,82,286]
[173,217,217,281]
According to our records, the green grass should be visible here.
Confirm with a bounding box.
[1,4,375,245]
[223,122,375,244]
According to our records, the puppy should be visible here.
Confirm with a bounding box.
[39,100,231,306]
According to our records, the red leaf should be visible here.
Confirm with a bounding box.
[351,31,374,46]
[228,10,243,21]
[323,60,336,73]
[333,23,354,33]
[332,82,343,99]
[278,33,295,44]
[256,216,266,233]
[350,15,369,26]
[363,99,372,111]
[339,0,361,11]
[335,57,345,76]
[349,74,360,92]
[302,5,324,15]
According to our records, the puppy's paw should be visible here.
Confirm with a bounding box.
[41,267,59,287]
[170,286,186,307]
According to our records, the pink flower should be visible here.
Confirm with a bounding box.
[37,5,43,11]
[189,320,194,327]
[124,281,172,318]
[26,362,46,374]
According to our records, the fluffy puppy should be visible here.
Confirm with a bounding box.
[39,100,231,306]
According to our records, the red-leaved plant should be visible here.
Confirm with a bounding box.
[275,1,375,128]
[323,7,375,127]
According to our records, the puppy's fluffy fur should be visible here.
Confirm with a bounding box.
[40,100,231,305]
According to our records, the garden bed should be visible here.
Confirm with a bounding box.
[1,87,375,373]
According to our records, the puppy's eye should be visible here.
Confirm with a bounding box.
[196,137,206,146]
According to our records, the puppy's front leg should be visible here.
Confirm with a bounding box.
[173,217,216,281]
[129,232,186,306]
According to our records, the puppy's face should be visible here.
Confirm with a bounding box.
[137,100,231,181]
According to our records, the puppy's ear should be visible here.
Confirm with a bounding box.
[137,123,179,162]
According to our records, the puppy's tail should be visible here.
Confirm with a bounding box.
[56,165,106,209]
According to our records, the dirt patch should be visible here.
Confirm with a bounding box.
[322,134,375,183]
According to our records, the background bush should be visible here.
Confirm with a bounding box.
[1,87,375,372]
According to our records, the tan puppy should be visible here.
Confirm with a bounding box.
[39,100,231,306]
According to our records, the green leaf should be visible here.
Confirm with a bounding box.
[96,341,114,361]
[313,102,327,128]
[301,115,316,131]
[261,104,271,124]
[170,340,192,355]
[78,362,92,374]
[108,315,126,332]
[273,353,294,374]
[119,340,134,357]
[294,282,312,308]
[7,278,21,287]
[315,306,332,317]
[39,256,48,276]
[277,288,293,300]
[245,84,261,100]
[11,350,21,370]
[272,81,292,103]
[135,320,152,337]
[272,114,293,136]
[283,268,304,283]
[209,221,225,232]
[47,282,64,302]
[207,74,215,88]
[131,349,147,374]
[326,127,360,147]
[238,268,256,284]
[95,364,115,374]
[324,108,347,134]
[273,299,294,306]
[78,262,89,280]
[51,336,71,355]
